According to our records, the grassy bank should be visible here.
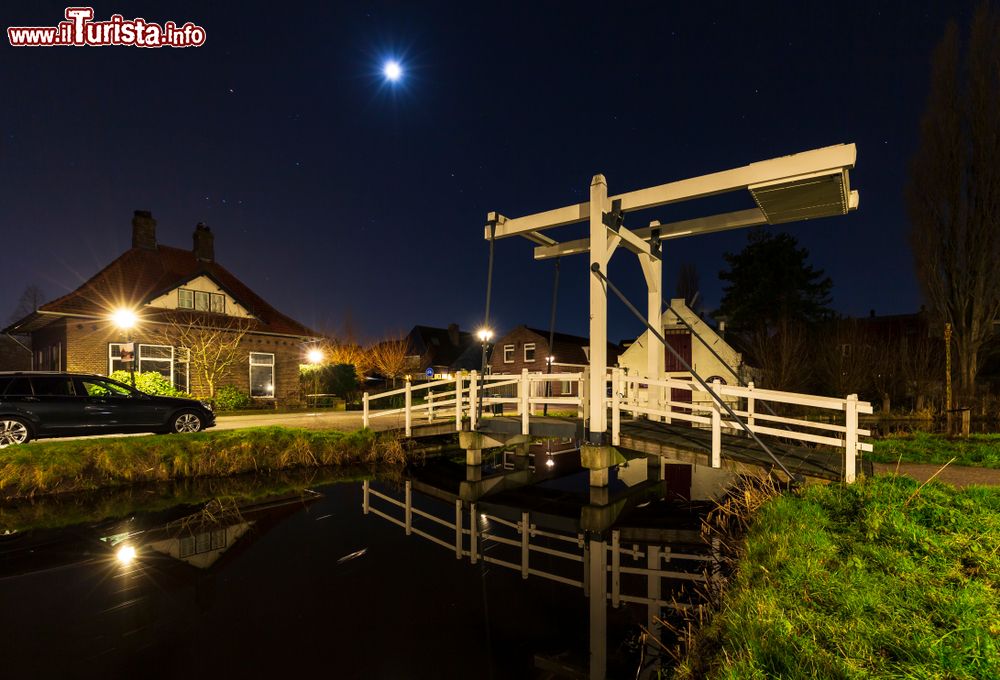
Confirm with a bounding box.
[677,476,1000,679]
[871,431,1000,468]
[0,427,403,501]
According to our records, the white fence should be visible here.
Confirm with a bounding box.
[363,368,873,483]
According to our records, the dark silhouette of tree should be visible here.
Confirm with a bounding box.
[907,2,1000,395]
[715,229,833,334]
[675,263,700,309]
[8,285,46,324]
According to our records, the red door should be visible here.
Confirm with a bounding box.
[664,331,692,405]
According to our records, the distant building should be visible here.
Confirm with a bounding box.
[403,324,477,377]
[617,299,744,409]
[4,211,317,404]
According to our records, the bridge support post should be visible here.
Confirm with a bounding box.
[466,448,482,466]
[845,393,858,483]
[711,379,722,468]
[747,382,755,431]
[611,368,621,446]
[588,174,610,444]
[362,480,369,514]
[581,443,625,488]
[639,246,664,419]
[455,500,463,559]
[520,511,530,579]
[455,375,463,431]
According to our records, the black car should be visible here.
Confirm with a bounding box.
[0,372,216,447]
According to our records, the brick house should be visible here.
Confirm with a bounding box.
[403,324,477,378]
[488,325,617,398]
[4,211,317,404]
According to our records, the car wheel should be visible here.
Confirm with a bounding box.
[170,411,204,434]
[0,418,32,448]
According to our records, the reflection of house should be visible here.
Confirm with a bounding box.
[3,211,316,403]
[618,299,743,408]
[403,324,477,377]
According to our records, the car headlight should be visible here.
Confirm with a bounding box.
[200,400,214,412]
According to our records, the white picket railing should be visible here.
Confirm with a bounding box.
[363,367,873,482]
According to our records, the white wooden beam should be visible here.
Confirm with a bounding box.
[489,144,857,240]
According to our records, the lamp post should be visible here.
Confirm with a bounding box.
[544,355,555,416]
[477,327,493,419]
[307,348,324,409]
[111,308,139,387]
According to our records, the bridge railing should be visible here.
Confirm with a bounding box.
[607,369,873,482]
[363,369,587,436]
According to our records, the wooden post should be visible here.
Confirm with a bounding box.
[404,480,412,535]
[427,390,434,422]
[455,375,463,431]
[521,368,530,435]
[362,480,369,514]
[521,511,530,579]
[469,370,478,431]
[845,393,858,483]
[404,379,412,437]
[455,500,463,559]
[362,392,369,429]
[747,381,755,431]
[578,369,587,420]
[611,530,621,607]
[711,379,722,468]
[611,368,621,446]
[589,174,610,443]
[470,503,478,564]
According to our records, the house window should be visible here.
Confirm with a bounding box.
[194,291,210,311]
[108,343,190,393]
[503,344,515,363]
[524,343,536,362]
[210,294,225,314]
[561,380,573,395]
[250,352,275,398]
[179,529,227,558]
[178,289,194,309]
[178,288,225,314]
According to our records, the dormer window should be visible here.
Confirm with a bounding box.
[178,288,225,314]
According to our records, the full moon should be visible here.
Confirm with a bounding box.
[383,60,402,82]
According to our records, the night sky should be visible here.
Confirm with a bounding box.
[2,1,976,342]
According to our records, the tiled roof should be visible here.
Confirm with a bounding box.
[19,245,315,338]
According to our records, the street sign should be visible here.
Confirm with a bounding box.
[425,367,434,378]
[120,342,135,364]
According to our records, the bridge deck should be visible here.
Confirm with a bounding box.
[404,415,868,482]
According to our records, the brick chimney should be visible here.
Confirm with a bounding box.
[447,323,460,346]
[131,210,157,250]
[193,223,214,262]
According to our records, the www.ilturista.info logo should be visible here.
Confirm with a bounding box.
[8,7,206,48]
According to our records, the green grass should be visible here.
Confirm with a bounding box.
[0,426,403,501]
[871,431,1000,469]
[677,476,1000,679]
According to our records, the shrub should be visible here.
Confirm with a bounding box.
[214,385,252,411]
[109,370,190,398]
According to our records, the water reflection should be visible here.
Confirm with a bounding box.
[366,455,717,679]
[0,456,720,679]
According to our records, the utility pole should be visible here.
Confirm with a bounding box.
[944,322,952,433]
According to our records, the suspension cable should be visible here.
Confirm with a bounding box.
[544,258,560,416]
[592,264,798,483]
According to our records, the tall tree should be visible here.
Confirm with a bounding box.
[907,3,1000,395]
[155,315,252,399]
[367,336,409,387]
[675,263,700,309]
[715,229,833,333]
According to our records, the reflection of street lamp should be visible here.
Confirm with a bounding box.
[544,355,555,416]
[477,328,493,419]
[111,308,138,387]
[307,348,324,409]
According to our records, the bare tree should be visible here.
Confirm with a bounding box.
[367,336,410,387]
[326,338,372,381]
[815,319,875,398]
[899,332,941,414]
[9,285,46,324]
[155,314,253,399]
[747,318,813,394]
[907,3,1000,396]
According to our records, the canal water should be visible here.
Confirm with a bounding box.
[0,453,718,679]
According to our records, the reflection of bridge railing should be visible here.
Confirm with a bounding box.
[362,480,712,610]
[363,369,873,482]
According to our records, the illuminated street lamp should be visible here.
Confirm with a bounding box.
[111,307,139,387]
[307,348,324,409]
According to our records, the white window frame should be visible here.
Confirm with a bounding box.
[107,343,190,392]
[524,343,536,363]
[561,380,573,395]
[250,352,275,398]
[178,289,194,309]
[503,344,515,363]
